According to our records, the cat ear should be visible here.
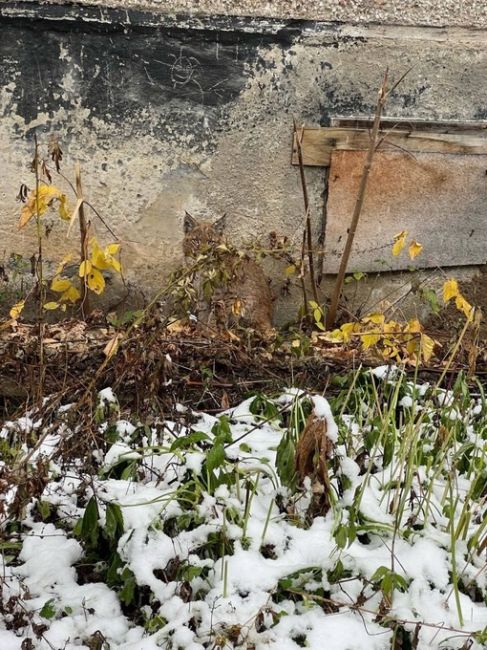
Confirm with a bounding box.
[184,211,198,233]
[214,214,226,235]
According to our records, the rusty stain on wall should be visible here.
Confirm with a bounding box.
[324,150,487,273]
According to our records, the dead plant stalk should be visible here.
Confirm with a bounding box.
[325,71,388,330]
[293,119,320,310]
[33,133,45,400]
[75,163,90,317]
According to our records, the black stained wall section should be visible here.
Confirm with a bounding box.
[1,13,268,140]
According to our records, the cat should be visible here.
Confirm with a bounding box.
[182,212,274,336]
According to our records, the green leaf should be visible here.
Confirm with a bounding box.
[212,416,232,443]
[275,434,296,489]
[121,461,137,480]
[105,502,124,542]
[170,431,209,451]
[40,599,56,620]
[206,443,225,473]
[370,566,389,583]
[334,526,348,550]
[80,496,100,547]
[145,615,168,633]
[107,552,124,587]
[38,500,51,521]
[119,567,136,606]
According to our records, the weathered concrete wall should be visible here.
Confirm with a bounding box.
[7,0,487,29]
[1,1,486,321]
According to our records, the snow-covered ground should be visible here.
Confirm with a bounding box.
[2,371,487,649]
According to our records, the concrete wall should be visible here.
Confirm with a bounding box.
[1,0,486,321]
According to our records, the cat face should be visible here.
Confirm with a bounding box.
[183,212,226,257]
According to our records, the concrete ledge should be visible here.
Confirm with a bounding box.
[5,0,487,29]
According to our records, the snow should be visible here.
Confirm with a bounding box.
[2,378,487,649]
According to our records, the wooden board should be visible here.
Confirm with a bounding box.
[323,150,487,273]
[292,127,487,167]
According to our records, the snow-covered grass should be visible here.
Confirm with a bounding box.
[2,368,487,649]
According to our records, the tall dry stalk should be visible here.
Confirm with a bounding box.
[33,133,45,400]
[293,119,320,313]
[325,68,411,330]
[75,163,90,317]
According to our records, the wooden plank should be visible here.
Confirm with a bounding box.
[292,127,487,167]
[330,116,487,133]
[323,150,487,273]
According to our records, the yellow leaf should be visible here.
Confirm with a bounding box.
[55,254,74,275]
[285,264,296,276]
[18,185,66,229]
[232,299,242,316]
[362,332,381,349]
[106,243,120,255]
[406,319,422,333]
[61,285,81,303]
[406,337,420,358]
[443,279,459,303]
[340,322,356,343]
[51,276,72,293]
[421,334,436,362]
[392,230,407,256]
[383,320,400,334]
[79,260,93,277]
[321,329,344,343]
[58,194,70,221]
[43,301,60,310]
[455,294,473,320]
[363,312,385,326]
[9,299,25,319]
[109,257,121,273]
[87,268,105,294]
[408,240,423,260]
[90,238,121,273]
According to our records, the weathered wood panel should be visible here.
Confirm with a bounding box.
[292,127,487,167]
[323,150,487,273]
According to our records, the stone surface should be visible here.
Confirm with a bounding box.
[0,2,486,321]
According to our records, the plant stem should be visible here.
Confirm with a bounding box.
[33,133,45,401]
[326,71,388,330]
[293,119,320,311]
[76,163,90,318]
